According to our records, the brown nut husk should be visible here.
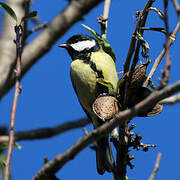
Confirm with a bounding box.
[118,62,149,106]
[126,87,163,117]
[92,96,119,121]
[126,87,151,107]
[146,103,163,117]
[130,63,148,88]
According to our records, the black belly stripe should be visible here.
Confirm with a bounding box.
[89,61,104,79]
[89,60,108,95]
[82,53,104,78]
[82,54,108,96]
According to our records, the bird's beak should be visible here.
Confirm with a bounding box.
[58,43,67,48]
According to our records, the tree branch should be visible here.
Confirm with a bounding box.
[140,27,167,34]
[99,0,111,39]
[172,0,180,19]
[149,153,162,180]
[123,0,155,108]
[158,0,170,88]
[33,81,180,180]
[0,0,27,98]
[159,93,180,105]
[0,0,104,99]
[123,0,155,74]
[4,24,23,180]
[26,23,48,37]
[0,118,90,143]
[144,21,180,87]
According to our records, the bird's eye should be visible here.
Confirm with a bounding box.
[70,40,96,52]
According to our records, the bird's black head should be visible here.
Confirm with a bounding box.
[59,34,100,60]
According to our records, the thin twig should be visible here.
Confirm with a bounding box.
[26,23,48,37]
[149,153,162,180]
[33,81,180,180]
[21,0,30,47]
[144,21,180,87]
[159,0,171,88]
[171,0,180,19]
[0,118,90,143]
[102,0,111,38]
[123,0,155,73]
[140,27,167,34]
[0,0,27,98]
[97,0,111,39]
[147,7,165,19]
[4,25,23,180]
[123,0,155,107]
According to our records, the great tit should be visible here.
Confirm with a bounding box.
[59,34,118,174]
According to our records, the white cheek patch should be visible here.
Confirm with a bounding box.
[70,40,96,52]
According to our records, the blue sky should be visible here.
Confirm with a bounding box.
[0,0,180,180]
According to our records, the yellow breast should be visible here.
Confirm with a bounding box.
[70,50,118,113]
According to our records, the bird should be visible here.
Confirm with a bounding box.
[59,34,118,175]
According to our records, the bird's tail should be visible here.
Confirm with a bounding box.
[96,135,114,175]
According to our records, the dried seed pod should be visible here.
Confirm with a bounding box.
[92,96,119,121]
[125,87,163,117]
[125,87,151,108]
[117,61,150,106]
[130,63,148,88]
[146,103,163,117]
